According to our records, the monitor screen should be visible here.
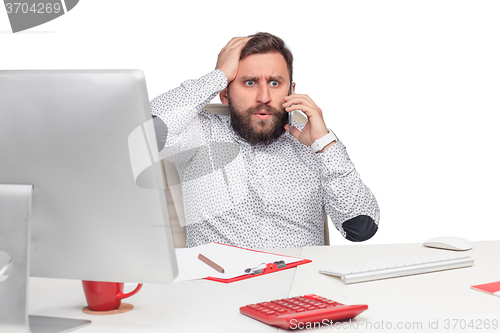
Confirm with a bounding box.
[0,70,178,284]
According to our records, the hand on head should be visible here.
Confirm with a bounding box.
[215,37,250,84]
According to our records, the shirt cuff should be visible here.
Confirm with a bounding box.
[211,69,228,92]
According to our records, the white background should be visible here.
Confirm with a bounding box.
[2,0,499,245]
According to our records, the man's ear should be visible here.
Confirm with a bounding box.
[220,88,229,105]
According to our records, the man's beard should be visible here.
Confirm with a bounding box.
[228,96,288,146]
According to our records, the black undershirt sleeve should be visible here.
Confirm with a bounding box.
[342,215,378,242]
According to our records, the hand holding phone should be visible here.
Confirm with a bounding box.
[283,92,331,148]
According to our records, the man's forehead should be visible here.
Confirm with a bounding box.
[237,52,289,78]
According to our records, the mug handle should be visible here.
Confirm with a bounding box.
[117,283,143,300]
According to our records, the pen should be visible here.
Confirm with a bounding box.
[198,254,224,273]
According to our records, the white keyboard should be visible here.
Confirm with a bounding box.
[319,253,474,284]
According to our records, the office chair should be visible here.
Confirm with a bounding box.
[161,104,330,248]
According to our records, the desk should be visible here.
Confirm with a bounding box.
[27,242,500,332]
[291,241,500,332]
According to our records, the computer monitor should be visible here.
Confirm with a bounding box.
[0,70,178,332]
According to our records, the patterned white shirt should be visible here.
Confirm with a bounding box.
[150,70,379,248]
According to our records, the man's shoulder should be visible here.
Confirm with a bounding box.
[199,106,230,124]
[197,107,236,142]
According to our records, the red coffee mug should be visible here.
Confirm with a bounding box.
[82,280,143,311]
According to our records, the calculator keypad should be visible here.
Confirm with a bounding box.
[240,294,367,330]
[249,295,343,316]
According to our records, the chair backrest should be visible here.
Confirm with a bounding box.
[161,104,329,247]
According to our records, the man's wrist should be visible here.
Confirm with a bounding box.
[213,69,229,88]
[311,130,337,153]
[317,141,336,153]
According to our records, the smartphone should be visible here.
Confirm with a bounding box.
[288,82,293,134]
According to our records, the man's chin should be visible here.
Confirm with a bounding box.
[229,102,287,145]
[250,118,275,129]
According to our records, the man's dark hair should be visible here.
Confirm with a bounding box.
[240,32,293,83]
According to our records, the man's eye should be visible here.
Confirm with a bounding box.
[270,81,279,87]
[245,80,255,86]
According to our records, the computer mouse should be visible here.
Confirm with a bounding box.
[423,236,473,251]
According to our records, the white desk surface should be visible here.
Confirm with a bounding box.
[29,248,301,333]
[290,241,500,332]
[28,242,500,333]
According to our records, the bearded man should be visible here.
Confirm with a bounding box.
[150,32,379,248]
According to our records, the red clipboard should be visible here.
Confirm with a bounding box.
[203,243,312,283]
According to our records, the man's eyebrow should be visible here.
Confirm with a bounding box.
[240,76,257,81]
[268,75,285,81]
[240,75,286,81]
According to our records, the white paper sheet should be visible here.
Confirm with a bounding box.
[173,243,306,283]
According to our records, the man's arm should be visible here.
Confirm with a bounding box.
[317,141,379,242]
[150,70,227,155]
[283,94,379,241]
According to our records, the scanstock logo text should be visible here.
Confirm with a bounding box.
[4,0,79,33]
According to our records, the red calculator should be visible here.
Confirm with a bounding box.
[240,294,367,330]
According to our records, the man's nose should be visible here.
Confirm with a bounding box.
[256,84,271,104]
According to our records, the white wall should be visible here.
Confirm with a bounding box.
[2,0,499,245]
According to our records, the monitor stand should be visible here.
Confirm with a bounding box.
[0,185,91,333]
